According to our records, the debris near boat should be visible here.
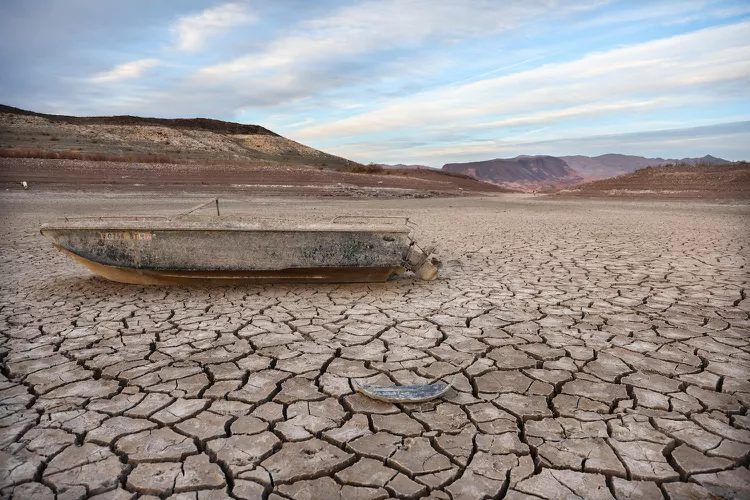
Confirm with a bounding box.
[353,379,453,403]
[40,200,440,285]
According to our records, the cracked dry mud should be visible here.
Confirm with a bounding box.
[1,193,749,499]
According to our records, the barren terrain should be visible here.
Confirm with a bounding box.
[0,158,506,198]
[559,163,750,199]
[1,191,749,499]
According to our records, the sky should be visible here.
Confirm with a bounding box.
[1,1,749,166]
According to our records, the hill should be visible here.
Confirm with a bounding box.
[442,154,731,191]
[0,104,357,170]
[558,162,750,199]
[443,155,583,191]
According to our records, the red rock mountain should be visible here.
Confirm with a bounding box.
[443,155,583,191]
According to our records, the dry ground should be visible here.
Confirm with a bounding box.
[0,191,749,499]
[0,158,506,198]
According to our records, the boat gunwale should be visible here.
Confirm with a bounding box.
[40,222,412,234]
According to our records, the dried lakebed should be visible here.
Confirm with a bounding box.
[0,192,749,499]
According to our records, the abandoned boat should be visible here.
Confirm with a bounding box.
[40,202,439,285]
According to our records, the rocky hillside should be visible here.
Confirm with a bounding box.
[0,104,358,170]
[442,154,731,191]
[559,162,750,198]
[443,155,583,191]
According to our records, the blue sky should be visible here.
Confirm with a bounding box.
[1,0,749,166]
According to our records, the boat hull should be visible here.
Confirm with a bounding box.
[41,219,417,284]
[58,247,402,284]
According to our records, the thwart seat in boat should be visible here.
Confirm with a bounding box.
[40,201,439,285]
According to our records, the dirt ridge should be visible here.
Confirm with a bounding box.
[0,104,279,136]
[557,162,750,199]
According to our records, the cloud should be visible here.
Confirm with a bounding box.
[14,1,748,164]
[293,20,750,142]
[459,99,676,130]
[572,0,746,29]
[89,58,160,83]
[191,1,601,103]
[173,2,255,52]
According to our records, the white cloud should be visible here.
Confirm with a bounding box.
[293,20,750,142]
[459,99,675,130]
[173,2,254,52]
[69,2,750,164]
[89,58,160,83]
[192,1,601,92]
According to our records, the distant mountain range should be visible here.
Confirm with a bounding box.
[442,154,731,191]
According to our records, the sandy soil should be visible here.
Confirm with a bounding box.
[1,191,749,499]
